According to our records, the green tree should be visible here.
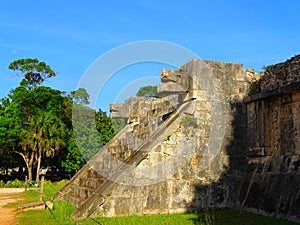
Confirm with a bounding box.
[8,58,56,89]
[95,109,115,145]
[136,85,158,97]
[3,58,117,181]
[72,105,103,161]
[1,86,35,181]
[69,88,90,105]
[0,101,20,153]
[22,110,67,181]
[0,100,24,180]
[111,118,126,134]
[4,86,68,182]
[4,59,67,182]
[61,97,115,172]
[61,135,85,174]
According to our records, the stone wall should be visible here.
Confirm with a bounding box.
[253,55,300,93]
[240,55,300,221]
[246,94,300,156]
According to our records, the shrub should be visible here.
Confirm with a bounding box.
[165,133,172,141]
[180,114,198,136]
[5,179,25,188]
[180,114,198,128]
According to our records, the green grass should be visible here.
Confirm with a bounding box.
[84,211,299,225]
[13,181,299,225]
[84,213,198,225]
[42,180,67,201]
[14,180,76,225]
[16,199,76,225]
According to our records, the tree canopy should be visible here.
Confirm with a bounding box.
[0,58,116,181]
[136,85,158,97]
[69,88,90,105]
[136,85,167,98]
[8,58,56,89]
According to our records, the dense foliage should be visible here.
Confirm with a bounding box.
[111,118,126,134]
[136,85,158,97]
[136,85,167,98]
[0,58,115,182]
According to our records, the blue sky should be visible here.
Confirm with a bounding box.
[1,0,299,112]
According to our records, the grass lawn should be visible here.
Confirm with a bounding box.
[12,180,299,225]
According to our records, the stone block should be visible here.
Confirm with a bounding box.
[114,198,131,215]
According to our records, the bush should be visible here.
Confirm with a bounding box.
[5,179,25,188]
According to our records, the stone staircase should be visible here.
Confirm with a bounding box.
[54,98,194,220]
[62,169,106,208]
[54,125,131,207]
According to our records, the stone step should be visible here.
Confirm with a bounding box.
[79,177,106,190]
[86,169,107,179]
[64,193,82,208]
[71,185,94,199]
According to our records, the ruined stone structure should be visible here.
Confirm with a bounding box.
[55,55,300,222]
[242,56,300,220]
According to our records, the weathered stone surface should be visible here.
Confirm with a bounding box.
[55,55,300,222]
[160,68,191,92]
[157,82,186,95]
[110,96,140,119]
[253,55,300,94]
[238,155,300,220]
[240,54,300,222]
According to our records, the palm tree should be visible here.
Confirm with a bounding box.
[22,111,67,181]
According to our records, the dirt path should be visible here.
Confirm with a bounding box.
[0,188,25,225]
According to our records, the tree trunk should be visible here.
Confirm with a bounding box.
[4,166,8,182]
[29,150,36,182]
[27,165,33,183]
[14,151,34,183]
[36,154,41,182]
